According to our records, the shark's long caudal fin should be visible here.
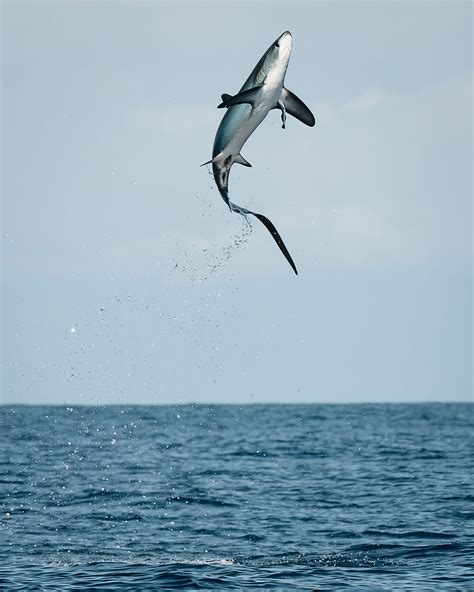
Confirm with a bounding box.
[230,201,298,275]
[251,211,298,275]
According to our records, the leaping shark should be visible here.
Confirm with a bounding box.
[202,31,315,275]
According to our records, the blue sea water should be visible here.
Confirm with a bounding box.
[0,404,472,590]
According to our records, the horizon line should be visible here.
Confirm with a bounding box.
[1,400,471,407]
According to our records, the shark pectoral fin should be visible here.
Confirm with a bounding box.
[282,88,315,127]
[221,93,233,103]
[249,210,298,275]
[234,154,252,167]
[217,87,262,109]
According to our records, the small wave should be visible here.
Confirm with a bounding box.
[347,540,466,560]
[165,495,237,508]
[62,489,133,505]
[235,552,402,569]
[412,448,447,459]
[77,511,144,522]
[363,529,458,540]
[345,543,405,554]
[237,533,266,543]
[440,494,474,503]
[44,557,234,568]
[227,448,277,458]
[173,558,234,566]
[397,542,465,558]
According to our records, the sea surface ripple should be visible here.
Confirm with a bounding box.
[1,404,472,590]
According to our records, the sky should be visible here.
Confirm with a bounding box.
[1,0,472,405]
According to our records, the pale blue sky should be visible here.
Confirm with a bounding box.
[2,1,472,404]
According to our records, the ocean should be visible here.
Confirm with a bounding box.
[1,404,472,590]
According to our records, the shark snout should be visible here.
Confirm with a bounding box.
[276,31,292,51]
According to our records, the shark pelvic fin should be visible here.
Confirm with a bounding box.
[234,154,252,167]
[281,88,315,127]
[200,153,222,167]
[217,87,262,109]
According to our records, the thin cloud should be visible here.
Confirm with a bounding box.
[344,90,387,111]
[132,104,219,137]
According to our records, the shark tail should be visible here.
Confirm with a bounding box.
[213,169,298,275]
[229,199,298,275]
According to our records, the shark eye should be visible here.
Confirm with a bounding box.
[275,42,280,48]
